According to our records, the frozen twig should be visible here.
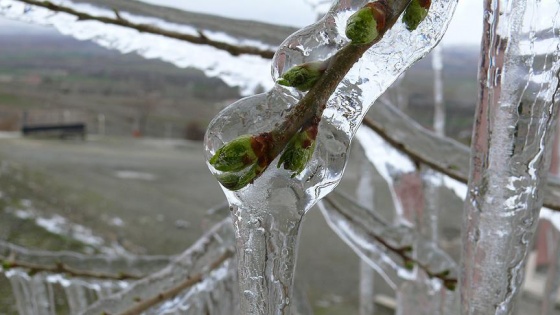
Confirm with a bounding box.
[16,0,276,58]
[323,194,457,290]
[362,104,560,212]
[1,257,141,280]
[81,218,235,315]
[0,240,171,276]
[116,250,234,315]
[209,0,416,189]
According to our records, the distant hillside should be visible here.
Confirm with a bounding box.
[0,32,479,141]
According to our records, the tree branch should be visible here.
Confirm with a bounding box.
[211,0,415,188]
[323,193,457,289]
[116,250,233,315]
[0,240,171,276]
[16,0,276,58]
[1,256,141,280]
[81,218,235,315]
[361,101,560,212]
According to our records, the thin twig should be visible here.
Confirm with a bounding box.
[17,0,275,58]
[249,0,415,183]
[1,256,142,280]
[116,250,234,315]
[323,196,457,289]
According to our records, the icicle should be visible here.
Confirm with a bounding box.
[359,260,377,315]
[6,270,36,315]
[460,0,560,313]
[539,215,560,315]
[63,280,91,314]
[357,157,377,315]
[432,44,445,137]
[30,273,56,315]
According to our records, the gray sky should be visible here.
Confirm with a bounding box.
[0,0,482,46]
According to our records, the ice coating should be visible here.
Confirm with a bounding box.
[81,218,234,315]
[331,125,460,314]
[0,0,275,95]
[5,269,128,315]
[539,209,560,315]
[356,158,378,315]
[460,0,560,313]
[356,126,416,221]
[319,190,458,290]
[205,0,459,206]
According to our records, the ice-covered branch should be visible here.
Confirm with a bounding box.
[0,0,286,94]
[117,250,233,315]
[208,0,419,190]
[322,192,457,290]
[205,1,459,313]
[460,0,560,313]
[320,191,458,290]
[362,103,560,212]
[81,218,235,315]
[1,257,141,280]
[0,240,171,276]
[15,0,276,58]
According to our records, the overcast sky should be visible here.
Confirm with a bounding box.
[0,0,482,46]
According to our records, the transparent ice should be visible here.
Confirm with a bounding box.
[539,208,560,315]
[356,157,377,315]
[205,1,459,314]
[460,0,560,314]
[81,218,235,314]
[5,269,129,315]
[1,218,236,314]
[320,126,460,315]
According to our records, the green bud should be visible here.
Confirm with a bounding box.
[403,0,430,31]
[1,260,12,270]
[444,279,457,291]
[209,135,257,172]
[277,61,325,91]
[401,245,413,253]
[435,269,451,278]
[403,259,415,271]
[217,163,260,191]
[346,7,379,45]
[346,3,387,45]
[277,124,318,178]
